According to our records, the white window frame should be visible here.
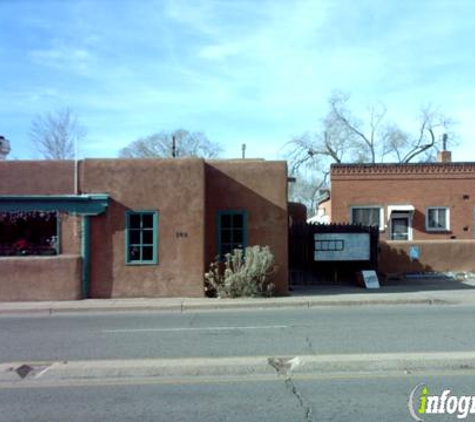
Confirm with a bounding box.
[350,206,384,231]
[425,207,450,232]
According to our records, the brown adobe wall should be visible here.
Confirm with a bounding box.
[0,160,75,194]
[288,202,307,224]
[0,161,81,254]
[81,158,206,298]
[0,161,82,301]
[205,161,289,295]
[379,240,475,274]
[331,163,475,240]
[0,255,81,301]
[60,215,81,254]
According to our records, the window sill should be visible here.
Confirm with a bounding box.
[125,261,158,266]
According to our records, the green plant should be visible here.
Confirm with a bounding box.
[204,245,277,298]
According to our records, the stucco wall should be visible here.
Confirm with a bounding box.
[1,158,289,300]
[205,161,289,295]
[82,158,206,298]
[0,255,81,301]
[60,214,81,254]
[288,202,307,225]
[0,160,75,195]
[379,240,475,274]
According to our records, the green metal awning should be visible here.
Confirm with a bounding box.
[0,194,109,215]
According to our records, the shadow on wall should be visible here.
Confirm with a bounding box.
[379,240,475,274]
[376,241,475,293]
[379,242,433,275]
[291,240,475,294]
[204,164,288,295]
[89,198,131,298]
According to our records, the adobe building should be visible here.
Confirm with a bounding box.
[329,151,475,275]
[0,158,288,301]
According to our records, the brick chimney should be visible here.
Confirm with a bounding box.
[437,150,452,163]
[437,133,451,163]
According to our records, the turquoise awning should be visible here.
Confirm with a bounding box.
[0,194,109,215]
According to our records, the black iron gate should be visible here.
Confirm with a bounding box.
[288,223,379,285]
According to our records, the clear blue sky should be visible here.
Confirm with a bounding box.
[1,0,474,160]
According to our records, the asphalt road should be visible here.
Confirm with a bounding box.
[1,304,475,362]
[1,372,474,422]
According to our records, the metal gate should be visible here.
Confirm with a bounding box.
[288,223,379,285]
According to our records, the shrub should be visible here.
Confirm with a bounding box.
[204,245,277,298]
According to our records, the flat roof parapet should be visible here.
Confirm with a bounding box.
[331,162,475,177]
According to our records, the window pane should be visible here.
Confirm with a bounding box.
[368,209,380,226]
[428,208,447,229]
[0,211,58,256]
[221,244,232,256]
[437,209,446,228]
[352,208,379,227]
[142,246,154,261]
[129,229,141,244]
[142,230,154,245]
[221,229,232,243]
[232,214,243,228]
[351,209,360,223]
[218,211,246,259]
[142,214,154,229]
[428,209,436,227]
[233,229,243,244]
[129,214,141,229]
[128,246,140,261]
[126,211,158,264]
[221,214,232,228]
[392,217,409,240]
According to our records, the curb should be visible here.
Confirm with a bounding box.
[0,295,464,315]
[2,352,475,384]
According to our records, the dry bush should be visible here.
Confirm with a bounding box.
[205,245,277,298]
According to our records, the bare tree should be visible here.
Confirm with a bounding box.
[288,172,326,215]
[287,92,455,171]
[285,92,456,208]
[30,108,86,160]
[385,105,455,163]
[119,129,222,159]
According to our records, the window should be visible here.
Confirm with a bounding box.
[217,210,247,257]
[350,206,383,230]
[0,211,58,256]
[390,213,412,240]
[315,239,344,251]
[426,207,450,231]
[125,211,158,264]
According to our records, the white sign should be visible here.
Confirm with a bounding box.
[361,270,380,289]
[314,233,370,261]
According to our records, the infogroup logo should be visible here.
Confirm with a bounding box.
[408,383,475,421]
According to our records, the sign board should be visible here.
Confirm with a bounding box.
[409,245,420,261]
[361,270,380,289]
[314,233,370,261]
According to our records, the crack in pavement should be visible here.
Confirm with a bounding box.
[305,336,316,354]
[267,357,314,422]
[188,314,198,328]
[285,377,314,422]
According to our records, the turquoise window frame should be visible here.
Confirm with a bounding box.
[125,210,159,265]
[217,210,248,258]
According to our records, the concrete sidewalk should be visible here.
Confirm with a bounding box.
[1,277,475,315]
[2,352,475,385]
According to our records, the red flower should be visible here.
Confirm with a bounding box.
[13,239,29,250]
